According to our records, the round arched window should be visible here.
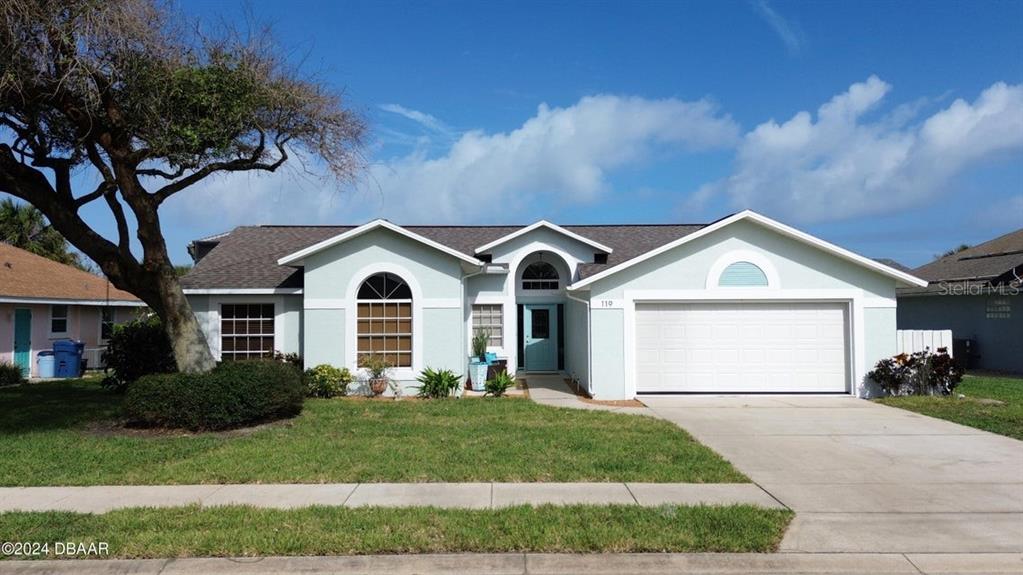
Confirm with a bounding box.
[522,261,559,290]
[357,273,412,367]
[718,261,768,287]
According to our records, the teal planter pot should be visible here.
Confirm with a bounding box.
[468,360,489,391]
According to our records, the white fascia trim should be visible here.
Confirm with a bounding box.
[183,288,303,295]
[568,210,928,290]
[0,296,145,306]
[474,220,614,255]
[276,219,484,266]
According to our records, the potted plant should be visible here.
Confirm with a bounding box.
[360,354,392,397]
[468,328,490,392]
[472,328,489,362]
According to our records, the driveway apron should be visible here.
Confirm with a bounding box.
[642,395,1023,553]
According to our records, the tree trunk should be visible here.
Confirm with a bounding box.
[151,264,218,373]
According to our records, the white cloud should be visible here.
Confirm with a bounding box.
[161,161,350,229]
[751,0,803,54]
[694,77,1023,222]
[365,95,739,222]
[379,103,452,135]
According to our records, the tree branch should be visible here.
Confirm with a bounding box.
[74,180,116,208]
[150,138,288,205]
[103,190,133,258]
[0,143,143,288]
[137,165,186,179]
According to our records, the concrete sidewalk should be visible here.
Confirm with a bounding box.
[526,374,652,415]
[0,482,782,513]
[1,553,1021,574]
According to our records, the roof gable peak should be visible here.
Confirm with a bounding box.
[474,220,614,255]
[276,219,483,267]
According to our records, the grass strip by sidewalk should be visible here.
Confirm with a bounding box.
[876,374,1023,440]
[1,380,745,485]
[0,504,792,557]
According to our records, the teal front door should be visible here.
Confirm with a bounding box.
[523,304,557,371]
[14,308,31,378]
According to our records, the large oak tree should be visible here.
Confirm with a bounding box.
[0,0,365,371]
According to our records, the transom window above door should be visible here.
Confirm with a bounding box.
[522,261,559,290]
[357,273,412,368]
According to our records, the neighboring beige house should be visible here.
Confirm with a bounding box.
[0,243,144,377]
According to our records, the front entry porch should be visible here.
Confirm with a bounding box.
[518,303,564,373]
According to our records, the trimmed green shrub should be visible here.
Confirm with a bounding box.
[484,371,515,397]
[415,367,461,399]
[868,347,964,396]
[101,316,176,392]
[124,360,304,431]
[0,361,25,386]
[304,364,352,398]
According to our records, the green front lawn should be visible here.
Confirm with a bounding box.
[0,504,792,557]
[876,374,1023,440]
[0,380,745,485]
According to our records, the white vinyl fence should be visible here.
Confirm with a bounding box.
[896,330,954,357]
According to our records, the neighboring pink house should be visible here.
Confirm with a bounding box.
[0,243,144,377]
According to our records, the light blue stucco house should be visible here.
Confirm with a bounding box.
[182,210,927,399]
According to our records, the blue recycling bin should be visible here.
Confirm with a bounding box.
[52,339,85,378]
[37,351,56,378]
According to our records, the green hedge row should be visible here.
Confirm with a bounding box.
[124,360,303,431]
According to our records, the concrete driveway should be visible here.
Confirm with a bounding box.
[643,395,1023,553]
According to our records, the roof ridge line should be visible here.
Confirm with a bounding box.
[253,222,709,229]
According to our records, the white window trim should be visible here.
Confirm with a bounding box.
[472,303,504,348]
[467,295,510,358]
[344,263,424,379]
[706,250,780,289]
[206,295,287,362]
[49,304,69,338]
[219,302,278,361]
[355,298,414,369]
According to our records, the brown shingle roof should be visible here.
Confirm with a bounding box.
[899,228,1023,296]
[0,243,140,302]
[182,223,707,290]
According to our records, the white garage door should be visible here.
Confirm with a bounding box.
[635,302,849,393]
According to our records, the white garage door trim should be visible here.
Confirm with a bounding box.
[634,301,850,394]
[619,289,863,398]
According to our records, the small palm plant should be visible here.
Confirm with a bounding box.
[415,367,462,399]
[472,328,489,362]
[484,371,515,397]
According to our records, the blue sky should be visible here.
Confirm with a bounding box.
[61,1,1023,265]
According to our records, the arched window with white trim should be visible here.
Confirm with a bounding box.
[357,272,412,367]
[522,261,560,290]
[718,261,769,287]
